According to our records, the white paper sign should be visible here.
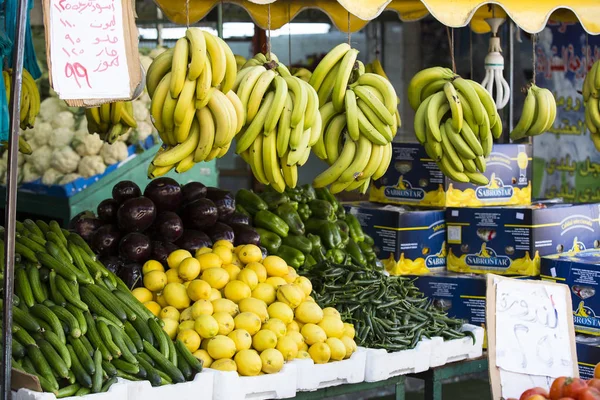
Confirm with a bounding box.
[48,0,131,99]
[499,371,553,399]
[495,279,574,390]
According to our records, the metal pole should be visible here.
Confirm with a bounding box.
[2,0,27,398]
[509,21,515,135]
[156,8,164,47]
[217,3,223,39]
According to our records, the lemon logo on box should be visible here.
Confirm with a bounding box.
[464,243,511,269]
[383,175,425,201]
[475,173,514,200]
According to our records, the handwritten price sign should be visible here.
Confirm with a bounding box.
[47,0,131,99]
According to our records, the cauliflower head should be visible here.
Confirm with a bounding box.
[51,147,81,174]
[48,127,75,148]
[30,145,53,172]
[41,168,63,185]
[78,155,106,178]
[51,111,76,130]
[73,131,103,156]
[100,141,128,165]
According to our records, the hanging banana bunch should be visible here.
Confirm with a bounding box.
[290,67,312,82]
[582,60,600,151]
[2,68,40,154]
[146,27,242,178]
[510,84,556,141]
[234,52,320,192]
[234,55,247,71]
[85,101,138,143]
[407,66,503,185]
[308,44,401,194]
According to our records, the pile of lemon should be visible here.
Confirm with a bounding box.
[132,241,358,376]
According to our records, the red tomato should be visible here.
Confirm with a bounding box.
[551,377,568,400]
[579,388,600,400]
[557,398,576,400]
[563,378,588,398]
[588,379,600,391]
[527,396,550,400]
[521,388,550,400]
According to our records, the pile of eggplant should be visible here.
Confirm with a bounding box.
[69,178,260,288]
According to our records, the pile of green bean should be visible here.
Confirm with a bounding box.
[300,261,474,352]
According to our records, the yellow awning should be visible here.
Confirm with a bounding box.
[154,0,600,35]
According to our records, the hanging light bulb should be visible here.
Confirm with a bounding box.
[481,17,510,110]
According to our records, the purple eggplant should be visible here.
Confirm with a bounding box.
[223,212,250,226]
[230,223,260,247]
[208,222,235,244]
[91,224,122,256]
[151,241,179,266]
[112,181,141,204]
[143,177,183,212]
[119,232,152,263]
[117,196,156,232]
[118,263,143,289]
[68,211,103,242]
[181,182,207,205]
[97,199,119,223]
[98,255,123,276]
[182,198,218,230]
[206,187,236,220]
[154,211,184,242]
[176,229,212,253]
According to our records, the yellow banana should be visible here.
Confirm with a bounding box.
[174,79,197,126]
[153,119,201,167]
[236,92,275,153]
[332,49,358,112]
[357,107,389,146]
[353,85,395,126]
[445,120,476,159]
[413,96,432,144]
[263,131,286,192]
[236,66,267,118]
[121,102,137,128]
[317,64,339,107]
[196,59,212,101]
[313,136,356,188]
[468,80,498,126]
[110,102,123,125]
[452,77,485,125]
[175,154,196,173]
[443,82,463,132]
[371,59,389,80]
[324,114,347,164]
[264,75,288,133]
[175,104,196,143]
[287,127,311,166]
[208,90,233,148]
[195,87,215,109]
[339,134,372,182]
[194,107,215,162]
[407,67,454,111]
[510,86,536,140]
[203,31,226,87]
[226,90,245,134]
[309,43,351,92]
[170,37,190,98]
[88,107,101,126]
[281,154,298,188]
[357,99,393,142]
[215,89,238,142]
[149,164,175,179]
[297,146,311,166]
[99,103,111,123]
[361,144,384,180]
[425,91,447,142]
[330,179,354,194]
[185,28,207,81]
[283,76,308,128]
[300,80,318,129]
[204,147,221,162]
[465,171,489,185]
[215,36,237,93]
[161,93,177,144]
[440,122,464,172]
[150,72,172,133]
[146,48,174,97]
[525,85,551,136]
[276,95,293,157]
[250,135,269,185]
[308,107,322,147]
[438,156,470,183]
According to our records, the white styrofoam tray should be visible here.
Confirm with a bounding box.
[291,347,367,392]
[15,378,129,400]
[363,338,432,382]
[209,363,297,400]
[125,372,213,400]
[427,324,485,368]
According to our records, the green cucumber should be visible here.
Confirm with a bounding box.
[37,252,76,282]
[16,235,45,253]
[15,267,35,307]
[67,344,93,388]
[102,360,117,377]
[111,358,140,375]
[12,339,26,359]
[80,335,95,357]
[24,219,44,237]
[25,232,46,247]
[76,387,92,396]
[48,221,68,245]
[14,241,37,262]
[21,356,36,375]
[148,317,169,359]
[48,270,67,306]
[69,337,95,375]
[26,265,47,304]
[42,329,71,369]
[29,304,65,344]
[135,354,161,387]
[123,321,144,352]
[57,384,80,398]
[67,243,94,280]
[108,325,138,364]
[120,326,138,355]
[137,352,155,366]
[101,376,118,392]
[165,329,177,366]
[35,220,50,236]
[12,305,42,332]
[26,344,59,389]
[142,340,185,383]
[38,339,70,378]
[79,286,123,327]
[83,312,112,361]
[116,370,141,381]
[67,234,95,258]
[55,275,89,311]
[176,347,193,381]
[96,319,122,358]
[65,304,87,335]
[175,339,203,373]
[50,305,81,338]
[14,325,36,346]
[129,314,154,346]
[87,285,127,321]
[113,289,154,322]
[91,349,103,393]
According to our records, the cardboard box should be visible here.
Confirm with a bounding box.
[446,203,600,276]
[541,249,600,335]
[369,143,532,208]
[343,202,445,275]
[576,338,600,379]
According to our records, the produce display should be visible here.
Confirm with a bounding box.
[515,368,600,400]
[3,67,39,155]
[8,219,203,395]
[234,52,321,192]
[146,27,242,176]
[583,60,600,151]
[69,178,259,288]
[85,101,139,143]
[135,243,358,373]
[510,84,557,140]
[290,67,312,83]
[310,43,399,194]
[408,66,502,184]
[235,185,377,270]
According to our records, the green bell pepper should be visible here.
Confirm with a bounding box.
[297,203,311,221]
[285,188,304,203]
[319,221,342,250]
[305,218,327,234]
[336,220,349,238]
[336,204,346,219]
[302,254,317,269]
[301,184,317,201]
[315,188,338,212]
[345,214,365,242]
[358,241,375,255]
[254,210,289,238]
[260,191,290,210]
[255,228,282,254]
[345,238,367,266]
[275,203,305,236]
[308,200,335,221]
[235,189,268,215]
[282,235,312,254]
[326,249,345,264]
[276,245,305,269]
[308,234,325,262]
[364,234,375,246]
[235,204,252,218]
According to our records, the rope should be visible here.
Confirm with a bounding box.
[586,33,590,73]
[288,3,291,66]
[347,12,351,46]
[375,22,380,60]
[532,33,537,84]
[267,4,271,60]
[185,0,189,28]
[446,26,456,73]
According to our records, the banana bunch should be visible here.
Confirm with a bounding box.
[510,84,556,141]
[309,43,400,194]
[0,137,33,155]
[365,59,387,78]
[408,67,503,185]
[146,27,242,177]
[4,68,40,133]
[85,101,138,143]
[234,54,247,71]
[290,67,312,82]
[234,52,321,192]
[582,60,600,151]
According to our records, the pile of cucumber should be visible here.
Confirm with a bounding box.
[6,219,203,397]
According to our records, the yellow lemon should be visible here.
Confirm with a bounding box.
[301,323,327,345]
[326,337,346,361]
[213,240,234,250]
[212,312,235,336]
[193,349,213,368]
[276,336,299,361]
[230,253,243,267]
[194,315,219,339]
[201,268,230,289]
[143,270,167,292]
[237,268,259,290]
[267,302,294,324]
[294,277,312,297]
[191,299,214,319]
[238,298,268,323]
[296,350,311,359]
[196,253,223,270]
[294,319,305,330]
[265,277,287,289]
[209,288,222,300]
[144,301,161,317]
[286,331,305,349]
[179,307,193,322]
[340,336,357,359]
[308,343,331,364]
[195,247,213,256]
[224,280,251,303]
[178,257,201,281]
[212,298,239,317]
[318,316,345,338]
[260,348,284,374]
[210,358,237,371]
[212,246,233,264]
[286,321,300,332]
[207,335,236,359]
[238,244,262,264]
[263,256,288,277]
[222,264,241,280]
[228,329,252,351]
[246,262,267,283]
[155,293,168,308]
[159,306,180,321]
[178,320,195,333]
[200,339,210,350]
[322,307,341,318]
[298,342,308,352]
[163,283,190,310]
[167,249,192,269]
[234,349,262,376]
[233,245,244,255]
[187,279,212,301]
[283,267,298,283]
[262,318,287,338]
[305,296,315,303]
[165,268,184,284]
[183,281,191,289]
[295,301,324,324]
[252,329,278,352]
[132,287,153,303]
[142,260,164,275]
[233,312,261,335]
[343,323,355,339]
[252,283,276,305]
[162,318,179,339]
[177,329,201,352]
[276,284,303,309]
